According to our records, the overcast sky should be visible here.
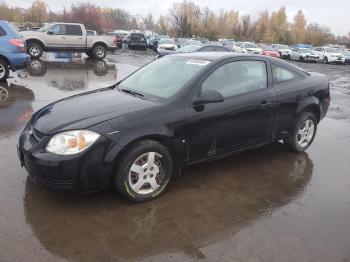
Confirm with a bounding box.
[6,0,350,35]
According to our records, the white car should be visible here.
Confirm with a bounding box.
[20,22,117,59]
[157,39,177,51]
[271,44,291,59]
[313,46,345,64]
[290,48,319,62]
[232,42,262,54]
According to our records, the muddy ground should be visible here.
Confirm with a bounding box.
[0,50,349,262]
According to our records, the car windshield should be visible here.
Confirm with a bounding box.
[159,39,175,44]
[279,45,289,49]
[178,45,202,52]
[38,24,52,32]
[245,43,258,48]
[325,48,340,53]
[119,56,209,99]
[261,45,274,51]
[300,49,311,53]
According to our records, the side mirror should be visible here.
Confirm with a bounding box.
[47,30,53,35]
[192,89,224,106]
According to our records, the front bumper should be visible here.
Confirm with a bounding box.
[8,53,30,71]
[18,125,120,192]
[305,55,319,62]
[328,56,345,63]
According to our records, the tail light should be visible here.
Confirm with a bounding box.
[8,39,25,52]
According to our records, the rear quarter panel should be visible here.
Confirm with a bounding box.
[274,69,328,138]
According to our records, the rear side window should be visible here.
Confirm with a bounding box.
[273,65,299,82]
[0,26,6,36]
[202,60,268,98]
[66,25,83,36]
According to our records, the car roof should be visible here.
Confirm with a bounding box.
[171,52,299,67]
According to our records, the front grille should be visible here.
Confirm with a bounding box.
[22,127,45,151]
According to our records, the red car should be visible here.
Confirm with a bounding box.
[258,44,280,58]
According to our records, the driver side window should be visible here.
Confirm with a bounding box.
[202,60,268,98]
[51,24,66,35]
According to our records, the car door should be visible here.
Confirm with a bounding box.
[185,58,277,164]
[64,24,85,49]
[45,24,67,48]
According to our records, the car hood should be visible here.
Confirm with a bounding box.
[31,87,158,135]
[20,31,45,39]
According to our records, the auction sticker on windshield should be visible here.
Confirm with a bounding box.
[186,59,210,66]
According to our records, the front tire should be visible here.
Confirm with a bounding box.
[284,112,317,152]
[115,140,174,202]
[323,56,329,64]
[92,45,107,59]
[27,43,43,59]
[0,59,10,82]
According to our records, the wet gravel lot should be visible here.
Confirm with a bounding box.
[0,50,350,262]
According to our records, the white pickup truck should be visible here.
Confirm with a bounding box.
[20,23,117,59]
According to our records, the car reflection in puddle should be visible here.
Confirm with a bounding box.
[22,58,117,92]
[13,53,118,109]
[0,82,34,137]
[24,143,313,261]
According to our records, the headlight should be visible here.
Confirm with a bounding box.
[46,130,100,155]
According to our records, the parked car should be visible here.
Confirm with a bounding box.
[18,53,330,202]
[20,23,117,60]
[157,38,177,51]
[127,32,147,50]
[219,39,235,51]
[337,49,350,64]
[313,46,345,64]
[258,44,280,58]
[151,34,170,51]
[194,37,209,44]
[0,20,30,81]
[233,42,262,54]
[176,38,188,48]
[271,44,291,59]
[290,47,319,62]
[156,44,229,58]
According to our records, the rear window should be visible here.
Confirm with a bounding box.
[66,25,82,36]
[0,26,6,36]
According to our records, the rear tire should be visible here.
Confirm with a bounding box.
[115,140,174,202]
[0,59,10,82]
[284,112,317,152]
[92,45,107,60]
[27,42,43,59]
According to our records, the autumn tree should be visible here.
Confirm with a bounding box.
[69,3,102,32]
[30,0,47,26]
[291,10,306,43]
[270,7,288,43]
[255,10,270,42]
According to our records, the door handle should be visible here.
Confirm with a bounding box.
[259,101,272,107]
[78,37,83,39]
[61,36,66,39]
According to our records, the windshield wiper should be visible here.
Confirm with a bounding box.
[120,88,144,98]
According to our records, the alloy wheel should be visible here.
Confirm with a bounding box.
[30,46,40,57]
[297,119,315,148]
[128,152,165,195]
